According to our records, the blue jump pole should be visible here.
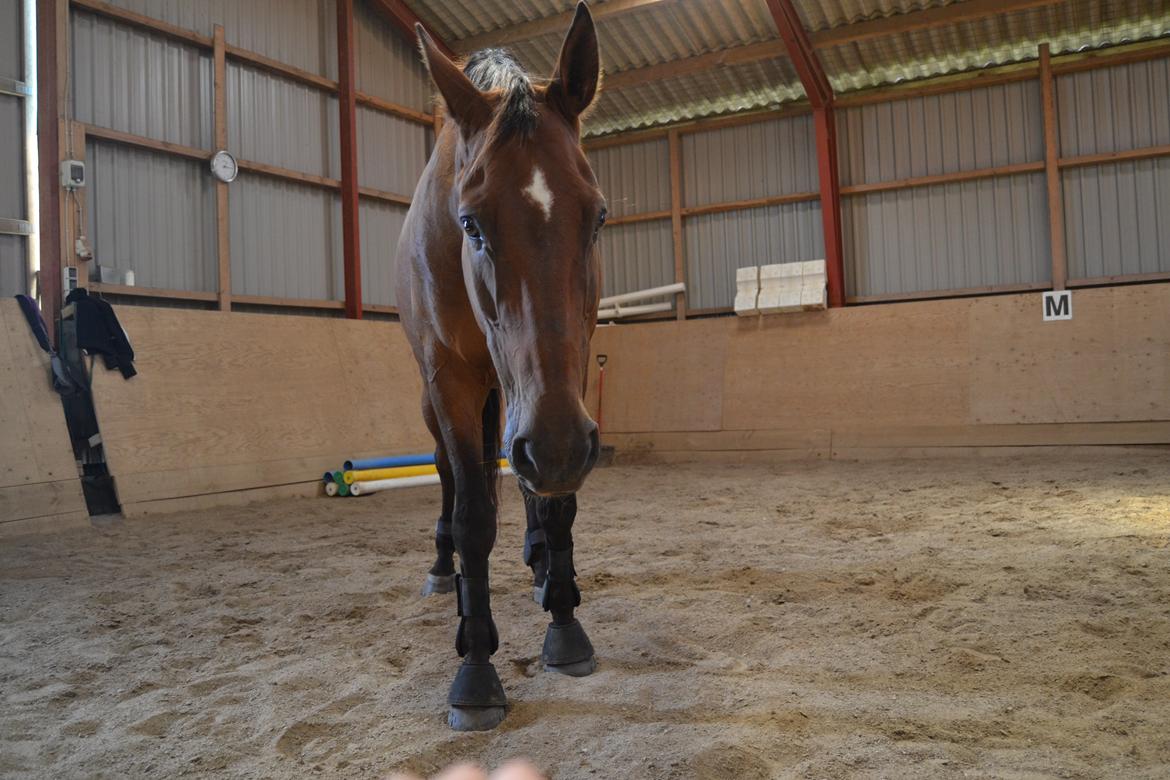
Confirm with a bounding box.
[344,453,435,471]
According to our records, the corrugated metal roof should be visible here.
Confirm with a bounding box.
[403,0,1170,136]
[822,0,1170,92]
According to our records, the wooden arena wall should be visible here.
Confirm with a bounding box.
[89,306,432,516]
[82,283,1167,515]
[586,283,1170,460]
[0,299,87,534]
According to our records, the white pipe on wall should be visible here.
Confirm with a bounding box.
[22,0,40,297]
[598,282,685,308]
[596,301,674,319]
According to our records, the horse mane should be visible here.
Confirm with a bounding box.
[462,48,540,141]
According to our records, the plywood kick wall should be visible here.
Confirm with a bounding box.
[0,300,87,532]
[587,283,1170,459]
[89,307,433,516]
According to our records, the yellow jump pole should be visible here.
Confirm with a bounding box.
[343,459,509,485]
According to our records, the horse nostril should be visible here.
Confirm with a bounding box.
[585,424,600,468]
[510,437,539,481]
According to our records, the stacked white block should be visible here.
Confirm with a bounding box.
[753,259,827,314]
[757,262,803,313]
[733,266,760,316]
[799,260,827,310]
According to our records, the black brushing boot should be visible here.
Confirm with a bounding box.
[447,575,507,730]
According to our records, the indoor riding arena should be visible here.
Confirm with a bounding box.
[3,0,1169,777]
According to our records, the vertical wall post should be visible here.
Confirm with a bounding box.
[36,0,63,340]
[814,105,845,307]
[765,0,846,307]
[668,128,686,319]
[337,0,363,319]
[1039,43,1067,291]
[213,25,231,311]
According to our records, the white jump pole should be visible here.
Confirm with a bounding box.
[598,282,685,309]
[350,466,515,496]
[596,301,673,319]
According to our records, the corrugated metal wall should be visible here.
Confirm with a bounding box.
[71,0,433,307]
[1058,58,1170,279]
[598,221,675,299]
[587,138,675,299]
[0,98,25,218]
[0,235,27,296]
[682,114,823,309]
[355,0,432,113]
[0,0,20,80]
[588,138,671,218]
[688,202,825,309]
[229,176,340,300]
[227,65,338,177]
[839,82,1043,184]
[844,176,1050,296]
[0,0,27,297]
[87,140,217,291]
[359,200,407,307]
[71,11,213,149]
[100,0,337,77]
[684,115,819,204]
[357,110,427,195]
[62,0,1170,312]
[839,81,1051,297]
[354,1,433,307]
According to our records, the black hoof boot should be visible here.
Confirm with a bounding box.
[421,573,455,596]
[542,619,596,677]
[447,661,507,731]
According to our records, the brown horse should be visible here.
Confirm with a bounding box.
[396,4,606,730]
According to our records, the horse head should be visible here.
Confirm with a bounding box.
[417,4,605,496]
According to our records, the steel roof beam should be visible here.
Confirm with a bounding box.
[368,0,456,59]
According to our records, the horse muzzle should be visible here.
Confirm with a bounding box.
[508,417,600,496]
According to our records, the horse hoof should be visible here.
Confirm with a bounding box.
[448,705,507,731]
[545,656,597,677]
[421,573,455,596]
[541,619,595,676]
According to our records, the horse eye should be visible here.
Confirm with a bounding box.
[460,216,481,240]
[460,216,485,250]
[592,208,607,241]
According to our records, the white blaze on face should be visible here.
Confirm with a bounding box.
[523,166,554,221]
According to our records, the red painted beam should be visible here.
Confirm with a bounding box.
[814,106,846,308]
[37,0,63,340]
[764,0,831,108]
[367,0,456,59]
[338,0,362,318]
[765,0,845,306]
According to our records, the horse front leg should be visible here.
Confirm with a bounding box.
[524,487,596,676]
[429,381,507,731]
[420,396,456,595]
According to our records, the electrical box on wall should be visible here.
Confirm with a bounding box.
[60,160,85,189]
[63,266,80,293]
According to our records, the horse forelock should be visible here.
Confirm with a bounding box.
[462,48,539,141]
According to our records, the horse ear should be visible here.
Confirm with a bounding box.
[415,24,491,136]
[548,2,600,121]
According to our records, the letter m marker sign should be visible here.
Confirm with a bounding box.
[1042,290,1072,321]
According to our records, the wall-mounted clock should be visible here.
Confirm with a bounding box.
[210,150,238,183]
